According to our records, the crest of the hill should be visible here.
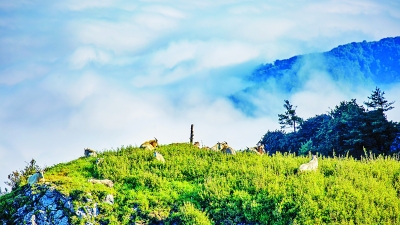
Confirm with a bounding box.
[2,143,400,225]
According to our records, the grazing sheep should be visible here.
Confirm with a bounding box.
[84,148,97,157]
[27,171,45,185]
[210,141,228,151]
[210,142,221,151]
[257,145,265,155]
[222,144,236,155]
[299,155,318,172]
[154,151,165,163]
[140,137,158,150]
[88,178,114,188]
[194,141,200,148]
[245,147,261,155]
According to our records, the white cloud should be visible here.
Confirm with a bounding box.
[142,5,186,18]
[132,40,259,87]
[381,83,400,122]
[67,7,183,54]
[198,41,259,68]
[70,21,153,54]
[40,71,103,106]
[306,1,381,15]
[69,47,111,69]
[292,72,351,119]
[151,41,197,69]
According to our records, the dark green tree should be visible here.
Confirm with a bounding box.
[323,99,367,157]
[298,114,332,155]
[364,87,395,112]
[363,110,398,154]
[278,100,303,132]
[260,130,286,154]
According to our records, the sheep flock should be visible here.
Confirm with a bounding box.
[26,137,318,188]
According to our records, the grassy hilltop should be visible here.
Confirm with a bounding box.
[2,143,400,224]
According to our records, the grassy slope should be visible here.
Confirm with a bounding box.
[2,143,400,224]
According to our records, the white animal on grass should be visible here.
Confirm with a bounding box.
[154,151,165,163]
[222,144,236,155]
[257,145,265,154]
[27,171,45,185]
[84,148,97,157]
[88,178,114,188]
[140,137,158,150]
[299,155,318,172]
[210,141,228,151]
[245,147,261,155]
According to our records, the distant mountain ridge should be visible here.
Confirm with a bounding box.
[253,36,400,83]
[230,37,400,116]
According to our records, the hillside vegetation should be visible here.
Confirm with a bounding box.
[2,143,400,224]
[252,36,400,84]
[230,36,400,117]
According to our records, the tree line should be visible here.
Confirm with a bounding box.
[260,87,400,158]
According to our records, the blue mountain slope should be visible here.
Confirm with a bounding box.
[253,37,400,83]
[230,37,400,116]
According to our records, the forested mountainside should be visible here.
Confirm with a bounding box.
[230,37,400,113]
[252,36,400,84]
[230,37,400,158]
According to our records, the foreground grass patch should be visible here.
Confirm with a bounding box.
[2,143,400,224]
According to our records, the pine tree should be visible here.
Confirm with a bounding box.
[278,100,303,132]
[364,87,395,112]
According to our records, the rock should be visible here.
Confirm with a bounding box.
[1,185,74,225]
[1,184,112,225]
[76,204,99,219]
[104,194,114,205]
[76,208,87,219]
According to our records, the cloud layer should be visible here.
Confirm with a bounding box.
[1,0,400,190]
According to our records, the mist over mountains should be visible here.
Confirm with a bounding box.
[230,37,400,117]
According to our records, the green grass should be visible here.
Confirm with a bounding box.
[2,143,400,224]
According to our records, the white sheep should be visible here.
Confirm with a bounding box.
[257,145,265,154]
[210,141,227,151]
[84,148,97,157]
[222,145,236,155]
[27,171,45,185]
[245,147,261,155]
[140,138,158,150]
[88,178,114,188]
[299,155,318,172]
[154,151,165,163]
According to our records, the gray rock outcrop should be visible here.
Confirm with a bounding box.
[1,184,115,225]
[0,185,74,225]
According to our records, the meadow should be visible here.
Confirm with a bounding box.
[2,143,400,225]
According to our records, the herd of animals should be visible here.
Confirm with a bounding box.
[26,138,319,187]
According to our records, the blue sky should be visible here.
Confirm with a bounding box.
[1,0,400,190]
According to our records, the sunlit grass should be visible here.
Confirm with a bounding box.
[2,143,400,224]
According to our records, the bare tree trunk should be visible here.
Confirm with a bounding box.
[190,124,194,144]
